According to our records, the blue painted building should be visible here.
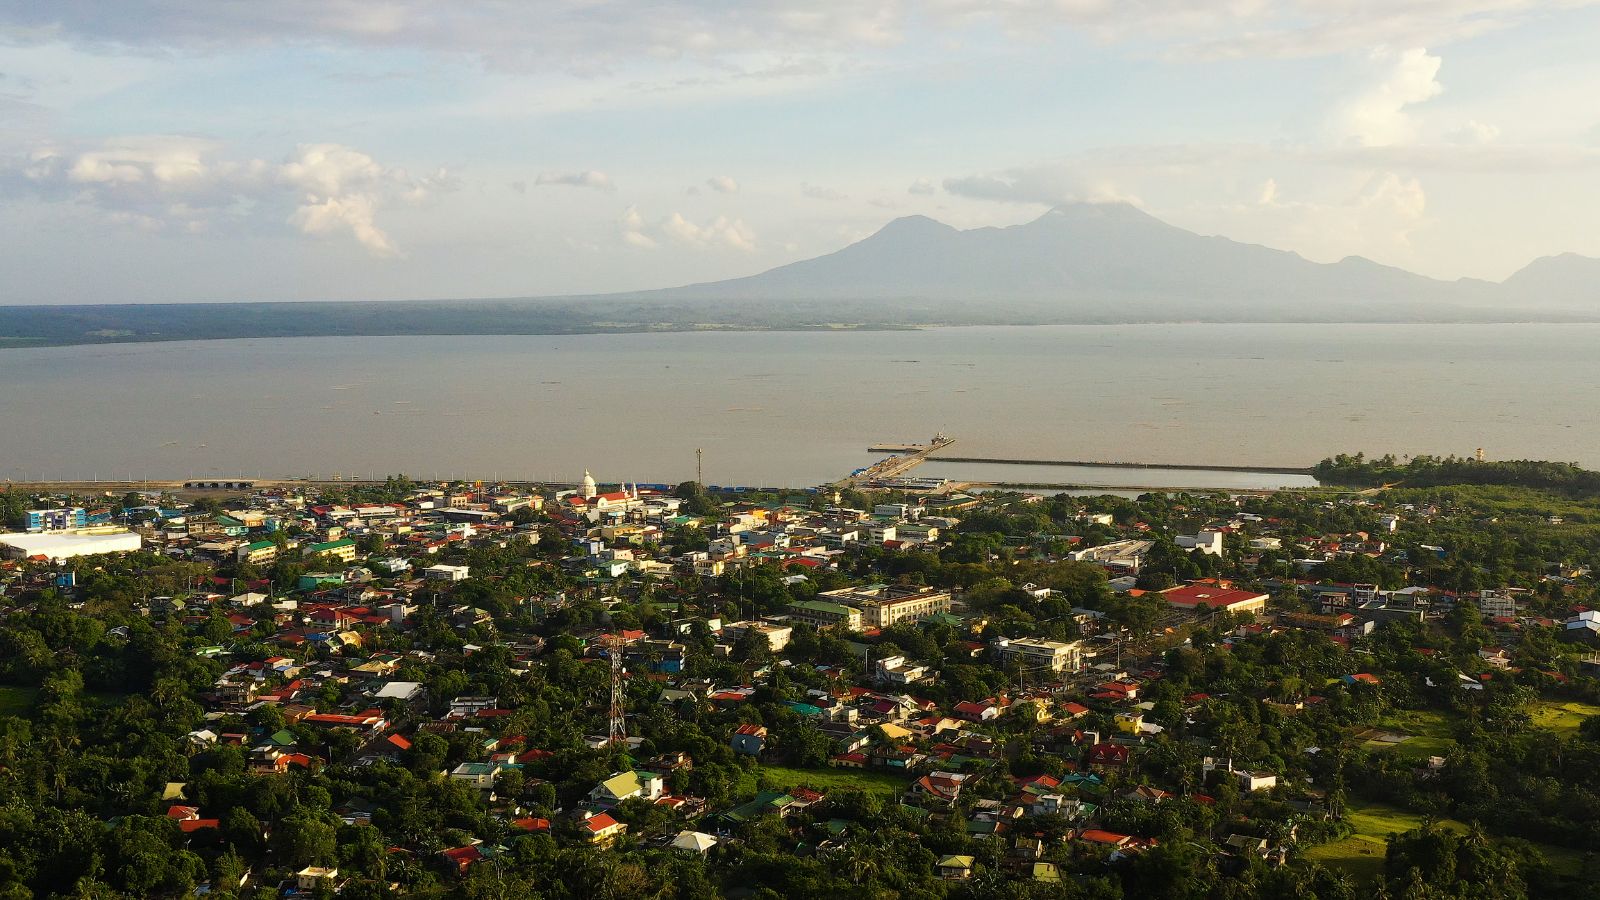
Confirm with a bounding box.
[26,508,87,531]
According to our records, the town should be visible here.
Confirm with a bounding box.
[0,455,1598,899]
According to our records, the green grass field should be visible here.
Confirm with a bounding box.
[1304,801,1469,882]
[1363,709,1457,761]
[757,765,911,799]
[1305,800,1588,882]
[0,686,38,717]
[1529,700,1600,735]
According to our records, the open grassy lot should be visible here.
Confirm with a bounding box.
[1364,709,1456,761]
[757,765,910,799]
[0,686,37,717]
[1305,800,1589,882]
[1305,802,1468,882]
[1529,700,1600,735]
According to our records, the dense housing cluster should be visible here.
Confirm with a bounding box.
[1,463,1599,899]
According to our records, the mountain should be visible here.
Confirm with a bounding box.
[639,202,1589,322]
[1498,252,1600,310]
[1,203,1596,349]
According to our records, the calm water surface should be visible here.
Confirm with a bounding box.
[2,324,1595,487]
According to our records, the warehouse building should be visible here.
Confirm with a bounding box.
[0,529,143,561]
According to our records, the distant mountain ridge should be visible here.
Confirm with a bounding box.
[638,202,1596,318]
[0,202,1596,348]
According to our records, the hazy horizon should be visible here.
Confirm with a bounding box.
[5,3,1600,305]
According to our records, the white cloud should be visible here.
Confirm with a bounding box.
[801,182,848,201]
[535,170,615,191]
[1222,170,1431,262]
[942,165,1137,206]
[618,205,657,248]
[618,205,756,251]
[288,193,395,257]
[276,143,451,256]
[907,177,937,195]
[663,212,758,251]
[706,174,739,193]
[1333,47,1443,147]
[10,137,445,257]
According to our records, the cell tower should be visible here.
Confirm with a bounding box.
[607,634,627,746]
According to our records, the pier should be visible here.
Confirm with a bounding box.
[836,434,956,487]
[927,456,1314,476]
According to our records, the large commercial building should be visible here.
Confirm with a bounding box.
[1068,540,1154,574]
[819,584,953,628]
[0,529,142,561]
[990,637,1085,673]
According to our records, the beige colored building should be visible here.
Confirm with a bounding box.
[820,584,952,628]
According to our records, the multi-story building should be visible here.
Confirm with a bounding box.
[26,507,87,532]
[991,637,1085,673]
[238,540,279,565]
[786,600,862,631]
[819,584,952,628]
[721,620,793,651]
[307,538,357,563]
[1475,589,1519,619]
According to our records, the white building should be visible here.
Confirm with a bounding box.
[991,637,1084,673]
[0,529,142,561]
[876,655,932,685]
[1175,530,1225,556]
[1069,539,1154,573]
[424,564,470,581]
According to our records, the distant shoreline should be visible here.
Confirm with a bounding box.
[3,302,1600,351]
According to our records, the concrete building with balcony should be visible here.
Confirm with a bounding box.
[991,637,1085,673]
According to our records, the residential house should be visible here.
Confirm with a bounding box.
[589,770,665,805]
[730,724,768,756]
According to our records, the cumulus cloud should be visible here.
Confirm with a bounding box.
[705,174,739,193]
[617,205,756,251]
[618,205,657,248]
[535,170,614,191]
[942,165,1136,207]
[10,136,446,256]
[289,193,395,256]
[1333,47,1443,147]
[907,177,937,195]
[1233,170,1431,261]
[801,182,847,201]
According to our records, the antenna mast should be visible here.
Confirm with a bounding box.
[608,634,627,746]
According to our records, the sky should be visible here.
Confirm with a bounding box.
[3,1,1599,304]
